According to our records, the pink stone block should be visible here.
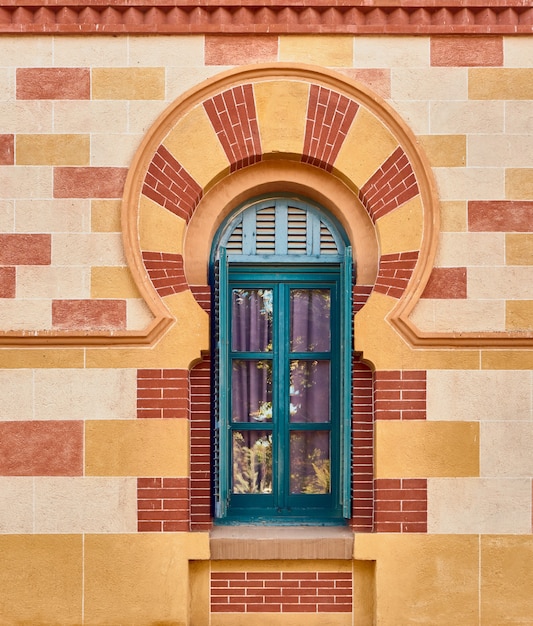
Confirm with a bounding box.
[0,267,16,298]
[0,135,14,165]
[421,267,467,299]
[52,299,126,330]
[205,35,278,65]
[17,68,91,100]
[54,167,128,199]
[0,234,51,265]
[431,35,503,67]
[469,201,533,232]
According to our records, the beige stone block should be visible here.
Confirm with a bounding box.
[469,68,533,100]
[165,67,226,103]
[163,104,229,189]
[91,199,121,232]
[506,234,533,265]
[418,135,466,167]
[85,419,189,476]
[0,477,33,533]
[0,101,53,133]
[17,266,89,299]
[503,36,533,68]
[0,166,52,199]
[354,534,479,625]
[0,300,51,331]
[354,35,429,67]
[468,266,533,299]
[34,368,137,421]
[90,133,143,167]
[52,233,126,266]
[506,168,533,200]
[440,200,467,232]
[376,195,423,255]
[481,536,533,625]
[375,421,479,478]
[0,370,33,421]
[279,35,353,66]
[0,200,14,232]
[127,99,170,134]
[389,100,430,134]
[92,68,165,100]
[469,135,533,168]
[430,100,504,134]
[53,101,128,134]
[506,300,533,331]
[409,299,436,330]
[428,478,531,534]
[127,298,155,330]
[434,167,504,201]
[0,535,82,624]
[84,534,200,625]
[128,35,204,67]
[15,199,90,233]
[16,134,89,166]
[0,68,15,102]
[34,477,137,533]
[481,422,533,477]
[419,300,506,333]
[505,101,533,135]
[0,35,53,66]
[139,195,185,255]
[392,68,467,101]
[427,370,532,421]
[436,232,504,266]
[335,106,398,188]
[254,80,308,157]
[91,266,141,299]
[53,35,127,67]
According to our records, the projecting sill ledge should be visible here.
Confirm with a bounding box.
[210,526,354,560]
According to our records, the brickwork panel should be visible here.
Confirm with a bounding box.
[137,369,190,420]
[141,252,188,298]
[137,477,190,532]
[374,478,428,532]
[374,251,419,300]
[375,370,427,421]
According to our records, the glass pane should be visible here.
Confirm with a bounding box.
[231,360,272,423]
[290,431,330,494]
[232,288,273,352]
[232,431,272,494]
[289,360,330,423]
[290,289,331,352]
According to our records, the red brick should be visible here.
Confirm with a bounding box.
[54,167,127,198]
[469,201,533,232]
[431,35,503,67]
[317,603,352,612]
[0,420,83,476]
[0,134,14,165]
[211,604,246,612]
[0,234,51,265]
[52,299,126,330]
[422,267,467,299]
[138,521,162,532]
[0,266,15,298]
[17,68,90,99]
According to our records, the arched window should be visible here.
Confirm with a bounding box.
[211,195,353,524]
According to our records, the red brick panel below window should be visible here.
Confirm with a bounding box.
[421,267,467,299]
[375,370,426,421]
[211,571,353,613]
[0,234,51,265]
[52,299,126,330]
[374,478,427,532]
[137,369,190,420]
[137,477,190,532]
[16,68,91,100]
[468,200,533,232]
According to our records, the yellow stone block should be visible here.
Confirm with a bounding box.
[139,194,185,255]
[506,233,533,265]
[84,533,208,626]
[482,350,533,370]
[91,199,122,232]
[440,200,467,232]
[375,421,479,478]
[92,67,165,100]
[506,300,533,331]
[85,418,189,477]
[469,68,533,100]
[254,80,309,157]
[279,35,354,66]
[354,534,479,625]
[335,107,398,188]
[506,168,533,200]
[0,348,84,368]
[163,104,229,190]
[481,536,533,625]
[376,195,423,255]
[16,134,89,166]
[91,266,141,298]
[0,535,82,624]
[417,134,466,167]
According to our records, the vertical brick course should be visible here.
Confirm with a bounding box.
[374,478,427,532]
[374,251,419,299]
[137,476,190,532]
[211,571,352,613]
[375,370,427,421]
[137,369,190,420]
[141,252,188,298]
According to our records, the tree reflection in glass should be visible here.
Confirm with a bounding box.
[232,288,273,352]
[289,360,330,423]
[290,431,330,494]
[290,289,330,352]
[232,360,272,422]
[232,431,273,494]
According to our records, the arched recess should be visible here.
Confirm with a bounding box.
[122,63,440,361]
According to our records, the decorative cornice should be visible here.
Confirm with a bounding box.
[0,1,531,35]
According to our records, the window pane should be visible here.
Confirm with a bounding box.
[290,289,330,352]
[232,431,272,494]
[289,431,330,494]
[232,288,273,352]
[231,360,272,423]
[289,360,330,423]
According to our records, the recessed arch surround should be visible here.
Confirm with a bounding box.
[123,63,440,354]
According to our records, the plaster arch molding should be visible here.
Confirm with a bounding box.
[123,63,439,360]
